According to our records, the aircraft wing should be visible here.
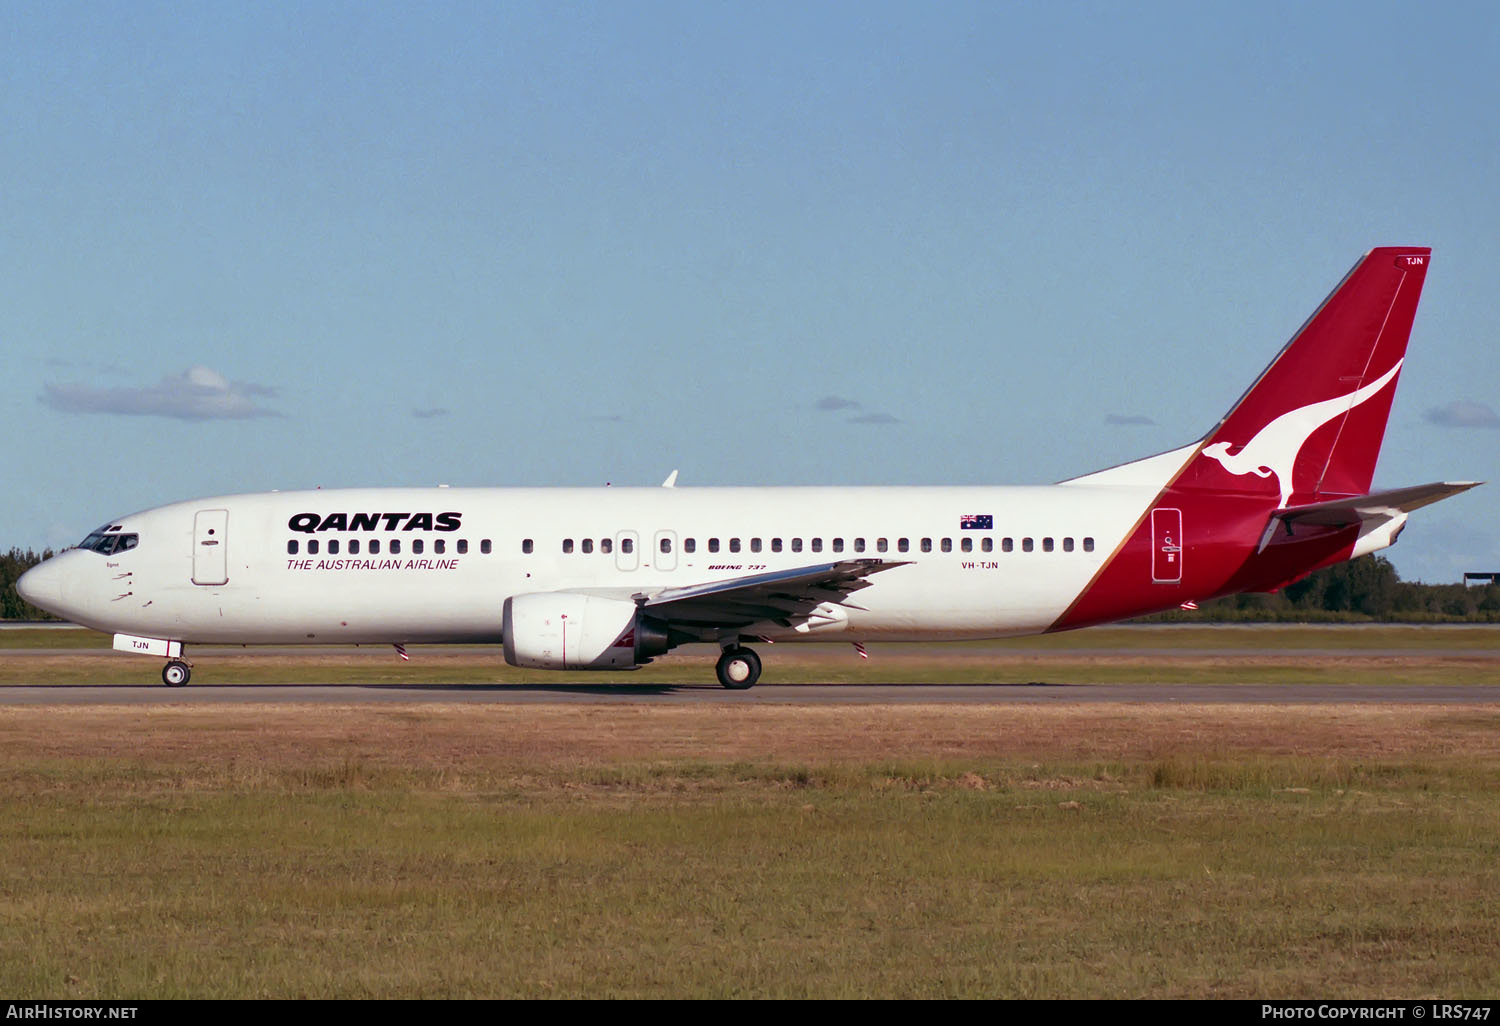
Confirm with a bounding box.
[640,559,911,632]
[1259,480,1481,551]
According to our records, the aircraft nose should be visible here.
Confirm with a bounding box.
[16,560,65,616]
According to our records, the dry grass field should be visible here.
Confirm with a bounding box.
[2,701,1499,998]
[1,627,1498,998]
[2,624,1498,687]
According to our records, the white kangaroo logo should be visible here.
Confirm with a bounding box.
[1201,359,1402,508]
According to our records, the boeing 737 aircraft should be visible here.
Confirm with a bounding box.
[18,247,1479,688]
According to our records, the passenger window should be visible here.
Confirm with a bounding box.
[522,539,533,554]
[660,538,672,554]
[981,538,992,553]
[772,538,783,552]
[1062,537,1074,552]
[582,538,593,554]
[730,538,741,553]
[709,538,720,553]
[601,538,613,554]
[1084,537,1095,552]
[308,540,319,555]
[941,538,952,552]
[751,538,762,553]
[921,538,932,553]
[898,538,909,552]
[1043,538,1054,552]
[792,539,803,553]
[390,539,401,555]
[684,538,695,553]
[1022,538,1034,552]
[877,538,888,553]
[370,539,381,555]
[287,540,298,555]
[480,539,490,554]
[413,539,424,555]
[622,538,634,554]
[349,539,360,555]
[961,538,972,552]
[434,539,445,554]
[328,539,340,555]
[832,538,843,553]
[854,538,865,553]
[563,539,574,554]
[458,539,469,554]
[1002,538,1013,553]
[811,538,823,553]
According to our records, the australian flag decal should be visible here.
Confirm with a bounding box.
[960,514,993,530]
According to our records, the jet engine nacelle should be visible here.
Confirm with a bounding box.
[502,593,673,670]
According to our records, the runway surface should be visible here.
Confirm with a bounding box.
[4,682,1500,705]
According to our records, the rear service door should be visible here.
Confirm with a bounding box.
[1151,507,1182,584]
[192,509,229,585]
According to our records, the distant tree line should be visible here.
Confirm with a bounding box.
[0,547,1495,623]
[1,548,59,620]
[1139,555,1500,623]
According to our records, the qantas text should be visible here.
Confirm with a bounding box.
[287,512,462,533]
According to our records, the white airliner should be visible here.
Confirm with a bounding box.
[18,247,1479,688]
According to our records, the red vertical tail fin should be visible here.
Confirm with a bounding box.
[1053,247,1438,632]
[1177,247,1430,507]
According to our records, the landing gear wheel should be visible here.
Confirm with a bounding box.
[162,660,191,687]
[716,646,761,690]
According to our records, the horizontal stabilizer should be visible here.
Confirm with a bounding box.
[1256,480,1480,554]
[1271,481,1481,529]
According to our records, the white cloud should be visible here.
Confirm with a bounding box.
[1424,400,1500,429]
[41,365,279,421]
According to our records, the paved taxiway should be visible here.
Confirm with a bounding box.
[4,683,1500,705]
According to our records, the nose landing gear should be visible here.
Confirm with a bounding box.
[162,660,192,687]
[715,645,761,690]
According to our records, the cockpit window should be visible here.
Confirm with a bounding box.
[78,532,139,555]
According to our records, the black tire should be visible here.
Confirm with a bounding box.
[162,661,191,687]
[715,646,761,690]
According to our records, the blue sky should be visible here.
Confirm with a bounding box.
[3,1,1497,582]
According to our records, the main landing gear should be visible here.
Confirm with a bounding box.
[715,645,761,690]
[162,660,192,687]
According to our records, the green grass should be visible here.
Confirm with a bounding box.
[0,627,112,649]
[1,622,1497,687]
[0,657,1495,687]
[4,659,1498,688]
[4,623,1500,652]
[2,754,1499,998]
